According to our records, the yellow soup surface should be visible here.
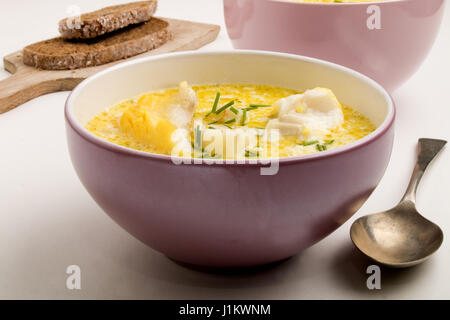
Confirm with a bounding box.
[86,84,376,159]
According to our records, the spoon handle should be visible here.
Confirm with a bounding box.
[401,138,447,204]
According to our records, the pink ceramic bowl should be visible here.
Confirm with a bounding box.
[224,0,445,91]
[65,51,395,267]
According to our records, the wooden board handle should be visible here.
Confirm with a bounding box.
[0,71,84,114]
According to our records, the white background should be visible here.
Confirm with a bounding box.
[0,0,449,299]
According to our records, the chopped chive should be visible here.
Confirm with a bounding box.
[202,153,219,159]
[224,118,236,124]
[204,92,221,118]
[249,104,271,108]
[208,126,216,129]
[212,92,221,113]
[245,150,259,158]
[208,120,218,125]
[215,100,235,114]
[245,104,272,112]
[241,109,247,126]
[315,140,334,152]
[301,140,334,150]
[224,124,233,129]
[194,126,202,151]
[299,140,319,146]
[230,106,239,115]
[191,142,205,153]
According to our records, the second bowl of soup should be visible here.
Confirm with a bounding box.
[224,0,445,91]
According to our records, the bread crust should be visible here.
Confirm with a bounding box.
[59,0,157,40]
[23,18,171,70]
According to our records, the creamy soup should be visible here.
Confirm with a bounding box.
[86,83,375,159]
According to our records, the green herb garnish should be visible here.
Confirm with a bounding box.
[224,118,236,124]
[245,104,272,112]
[205,92,221,117]
[316,140,335,151]
[208,120,218,125]
[230,107,239,115]
[191,142,205,153]
[212,92,221,113]
[208,126,216,130]
[249,104,271,108]
[245,150,259,158]
[215,100,235,114]
[202,153,221,159]
[193,125,203,152]
[241,109,247,126]
[300,140,319,146]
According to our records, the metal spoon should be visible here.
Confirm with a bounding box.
[350,138,446,268]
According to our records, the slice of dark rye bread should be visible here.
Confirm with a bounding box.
[59,0,158,40]
[23,18,172,70]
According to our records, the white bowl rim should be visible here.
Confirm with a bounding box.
[65,50,395,166]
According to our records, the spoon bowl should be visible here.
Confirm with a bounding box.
[351,202,444,268]
[350,138,446,268]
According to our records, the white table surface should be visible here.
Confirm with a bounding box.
[0,0,449,299]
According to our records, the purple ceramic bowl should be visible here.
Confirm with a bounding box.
[224,0,445,92]
[65,51,395,267]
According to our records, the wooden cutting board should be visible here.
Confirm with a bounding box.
[0,18,220,114]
